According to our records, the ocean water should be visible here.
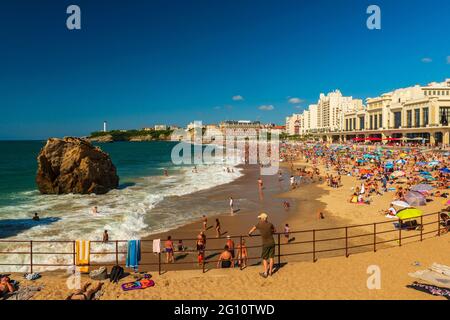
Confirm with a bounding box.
[0,141,243,271]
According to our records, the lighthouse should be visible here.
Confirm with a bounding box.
[103,121,107,132]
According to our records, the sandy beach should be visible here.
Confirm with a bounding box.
[3,145,449,300]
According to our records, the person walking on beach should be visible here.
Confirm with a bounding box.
[215,219,221,238]
[248,213,276,278]
[202,215,208,231]
[258,177,264,189]
[164,236,175,263]
[196,232,206,266]
[102,230,109,243]
[229,197,234,215]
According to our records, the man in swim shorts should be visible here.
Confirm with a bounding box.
[248,213,276,278]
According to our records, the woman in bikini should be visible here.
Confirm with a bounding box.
[164,236,175,263]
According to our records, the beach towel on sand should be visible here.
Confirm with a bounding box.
[407,282,450,299]
[121,279,155,291]
[75,240,90,273]
[126,240,141,269]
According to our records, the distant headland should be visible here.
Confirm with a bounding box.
[87,129,174,143]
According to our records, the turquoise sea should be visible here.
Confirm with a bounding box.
[0,141,242,244]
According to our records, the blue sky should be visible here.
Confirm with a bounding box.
[0,0,449,139]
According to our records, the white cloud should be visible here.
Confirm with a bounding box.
[288,97,303,104]
[421,57,433,63]
[232,95,244,101]
[258,105,274,111]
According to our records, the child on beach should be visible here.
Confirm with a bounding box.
[284,224,290,242]
[177,240,185,252]
[202,215,207,231]
[215,219,221,238]
[236,239,248,268]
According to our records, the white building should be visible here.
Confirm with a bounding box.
[316,90,362,133]
[154,125,168,131]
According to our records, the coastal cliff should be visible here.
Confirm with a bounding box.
[36,137,119,195]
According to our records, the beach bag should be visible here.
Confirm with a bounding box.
[110,265,124,283]
[90,267,108,280]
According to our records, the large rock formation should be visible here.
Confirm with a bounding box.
[36,137,119,195]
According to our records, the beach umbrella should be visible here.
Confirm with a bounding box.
[411,184,434,192]
[428,161,440,167]
[400,153,407,158]
[416,162,427,166]
[392,200,410,208]
[396,159,406,165]
[440,168,450,174]
[405,191,426,207]
[396,208,423,220]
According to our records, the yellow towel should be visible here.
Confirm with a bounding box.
[75,240,90,273]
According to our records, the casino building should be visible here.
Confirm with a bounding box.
[288,79,450,146]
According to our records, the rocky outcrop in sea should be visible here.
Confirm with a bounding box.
[36,137,119,195]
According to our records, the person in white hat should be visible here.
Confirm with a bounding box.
[248,213,276,278]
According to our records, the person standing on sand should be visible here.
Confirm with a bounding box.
[236,239,248,268]
[164,236,175,263]
[258,177,264,189]
[226,235,235,259]
[248,213,276,278]
[102,230,109,243]
[202,215,207,231]
[229,197,234,215]
[215,219,221,238]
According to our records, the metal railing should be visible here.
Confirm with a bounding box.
[0,212,446,274]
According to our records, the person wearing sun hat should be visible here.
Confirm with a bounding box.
[248,213,276,278]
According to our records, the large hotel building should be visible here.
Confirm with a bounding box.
[286,79,450,146]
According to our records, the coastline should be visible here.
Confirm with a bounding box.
[4,150,450,300]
